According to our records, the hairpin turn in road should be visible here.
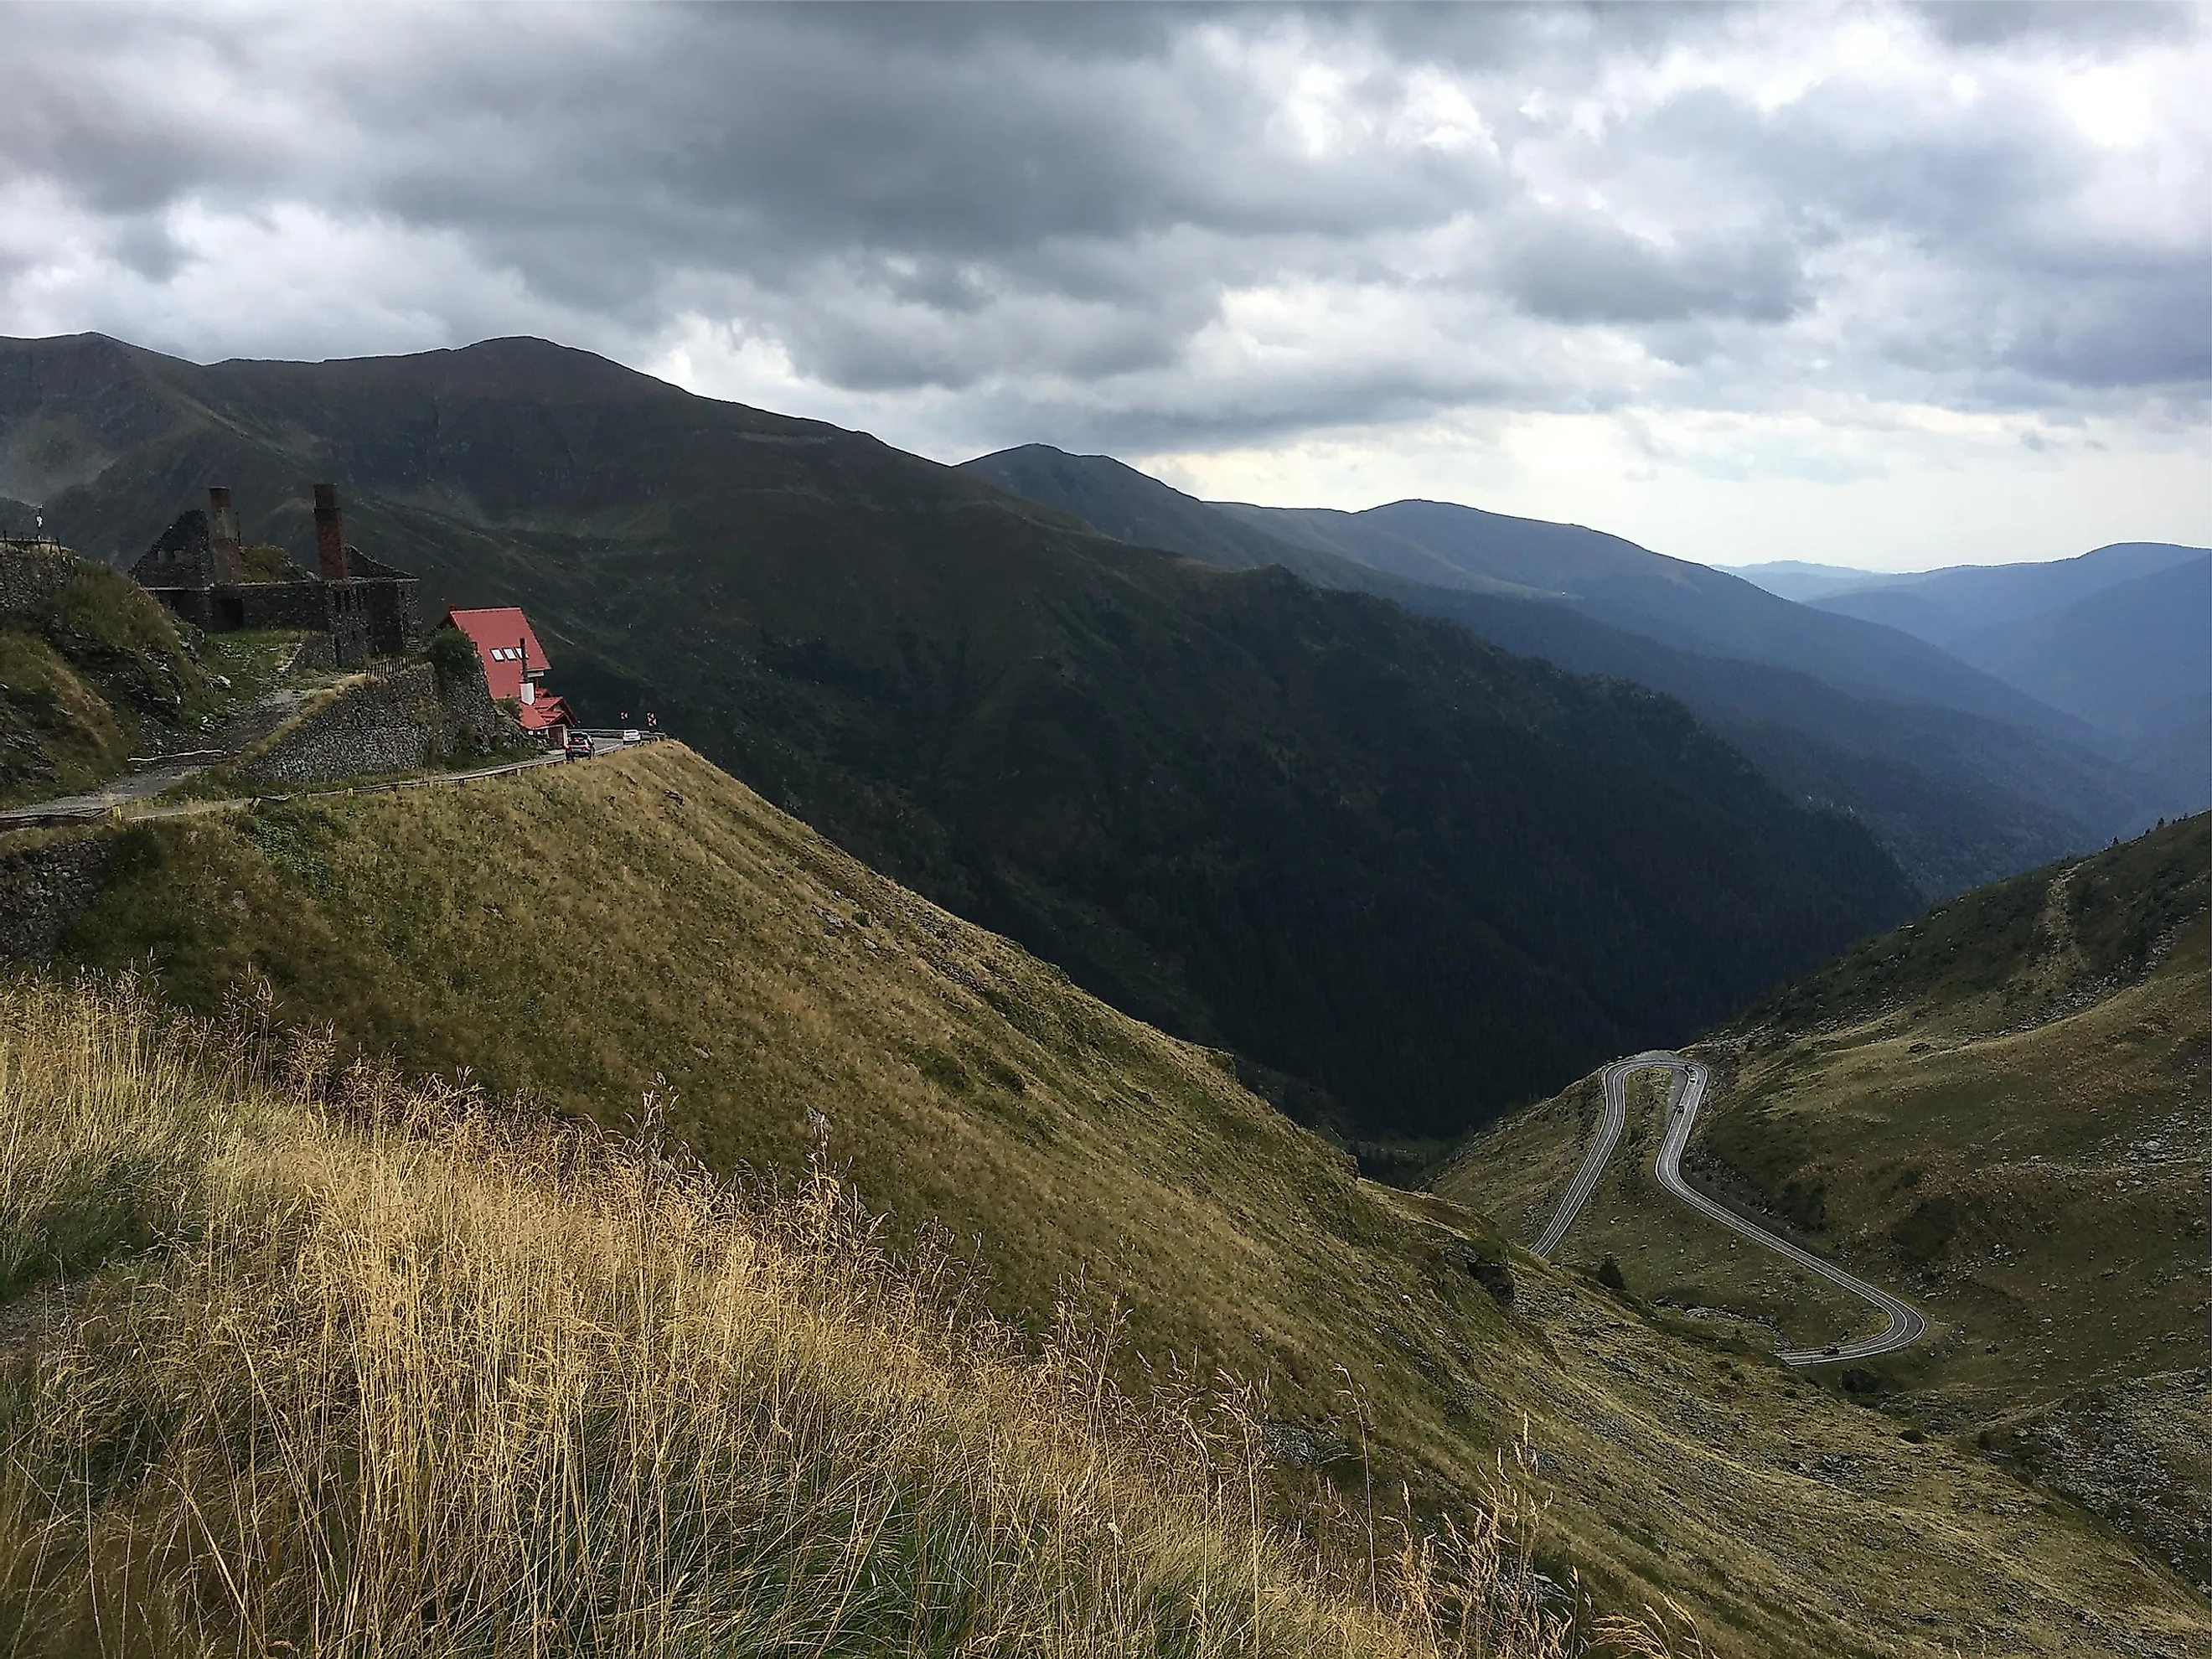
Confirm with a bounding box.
[1531,1052,1925,1367]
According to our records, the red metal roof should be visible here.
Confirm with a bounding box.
[517,692,574,731]
[443,607,550,706]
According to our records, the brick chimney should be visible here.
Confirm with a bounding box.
[207,486,243,582]
[313,483,349,581]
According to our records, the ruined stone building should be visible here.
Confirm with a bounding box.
[131,485,418,667]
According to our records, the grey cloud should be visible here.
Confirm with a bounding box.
[0,1,2204,459]
[1907,0,2200,49]
[1496,214,1811,325]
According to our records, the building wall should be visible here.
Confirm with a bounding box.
[141,574,420,666]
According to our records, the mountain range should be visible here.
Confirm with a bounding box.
[1803,546,2209,788]
[962,445,2198,895]
[0,331,1917,1145]
[1734,544,2209,790]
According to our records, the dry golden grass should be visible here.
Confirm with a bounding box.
[0,974,1584,1659]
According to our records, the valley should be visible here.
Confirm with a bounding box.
[2,332,2205,1655]
[3,13,2205,1657]
[960,445,2191,897]
[1,333,1916,1147]
[1444,814,2211,1591]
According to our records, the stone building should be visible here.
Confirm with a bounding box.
[130,485,418,668]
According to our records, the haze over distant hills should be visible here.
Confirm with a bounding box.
[1796,546,2211,795]
[962,445,2184,897]
[1204,494,2088,738]
[1728,561,1895,603]
[0,330,1918,1145]
[1807,541,2207,644]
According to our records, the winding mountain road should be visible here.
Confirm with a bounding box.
[1532,1052,1925,1367]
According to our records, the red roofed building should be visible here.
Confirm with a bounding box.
[441,607,574,731]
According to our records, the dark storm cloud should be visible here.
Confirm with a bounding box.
[1495,214,1812,326]
[0,1,2205,455]
[1907,0,2200,48]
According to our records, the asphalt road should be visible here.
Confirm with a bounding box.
[1532,1051,1926,1367]
[1531,1051,1677,1256]
[1,750,570,832]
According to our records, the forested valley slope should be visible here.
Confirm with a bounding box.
[961,444,2183,898]
[0,331,1915,1145]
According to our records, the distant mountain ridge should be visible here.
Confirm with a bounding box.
[1811,540,2208,646]
[0,331,1917,1141]
[1809,542,2210,799]
[1204,495,2091,739]
[1727,560,1890,602]
[959,445,2178,896]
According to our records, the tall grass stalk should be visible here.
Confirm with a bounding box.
[0,974,1618,1658]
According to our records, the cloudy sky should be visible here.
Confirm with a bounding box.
[3,3,2206,570]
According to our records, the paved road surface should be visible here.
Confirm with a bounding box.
[2,750,569,831]
[1531,1051,1925,1367]
[0,684,321,828]
[0,761,214,822]
[1531,1052,1674,1256]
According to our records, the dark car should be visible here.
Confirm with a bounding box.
[565,731,594,760]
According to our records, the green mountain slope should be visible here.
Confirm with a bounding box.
[0,547,243,806]
[1441,812,2212,1584]
[28,744,2209,1656]
[959,445,2173,896]
[0,331,1916,1143]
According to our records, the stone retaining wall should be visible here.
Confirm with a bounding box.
[237,663,438,785]
[0,836,112,964]
[0,545,80,617]
[236,657,525,787]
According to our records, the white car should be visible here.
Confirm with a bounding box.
[620,728,643,744]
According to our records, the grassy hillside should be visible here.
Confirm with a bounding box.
[29,743,2212,1656]
[0,553,220,805]
[1,333,1918,1143]
[0,546,311,811]
[960,445,2170,897]
[0,974,1582,1659]
[1443,813,2211,1585]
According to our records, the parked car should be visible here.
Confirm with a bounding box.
[565,731,594,760]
